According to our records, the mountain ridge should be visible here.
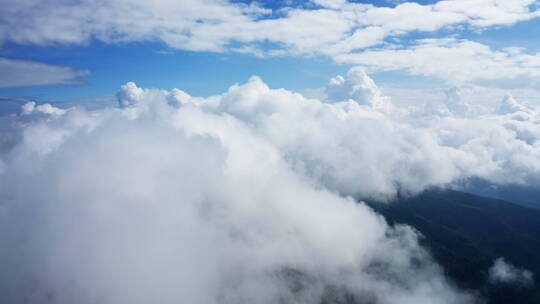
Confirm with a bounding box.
[365,189,540,304]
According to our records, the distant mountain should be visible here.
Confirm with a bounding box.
[455,178,540,210]
[366,189,540,304]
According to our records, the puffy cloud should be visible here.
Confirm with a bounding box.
[488,258,534,286]
[336,38,540,87]
[112,68,540,199]
[443,88,473,116]
[21,101,66,115]
[382,85,540,116]
[0,73,477,304]
[325,67,392,111]
[498,93,530,114]
[116,82,146,107]
[0,57,89,88]
[2,68,540,303]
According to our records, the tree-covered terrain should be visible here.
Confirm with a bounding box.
[367,189,540,304]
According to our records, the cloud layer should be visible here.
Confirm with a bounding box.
[120,68,540,200]
[1,68,539,303]
[337,38,540,88]
[0,72,481,304]
[1,0,539,87]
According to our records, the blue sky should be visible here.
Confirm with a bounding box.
[0,41,350,101]
[1,0,539,106]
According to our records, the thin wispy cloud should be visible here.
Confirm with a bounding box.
[0,58,89,88]
[1,0,539,87]
[489,258,534,286]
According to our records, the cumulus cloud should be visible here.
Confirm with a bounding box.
[326,66,392,112]
[21,101,66,115]
[0,73,479,304]
[111,68,540,200]
[488,258,534,286]
[0,57,90,88]
[2,67,540,303]
[498,94,530,114]
[169,69,540,198]
[1,0,539,87]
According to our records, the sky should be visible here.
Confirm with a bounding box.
[2,1,540,304]
[0,0,539,105]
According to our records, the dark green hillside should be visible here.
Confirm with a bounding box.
[366,190,540,304]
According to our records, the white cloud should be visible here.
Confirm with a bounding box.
[21,101,66,115]
[381,85,540,111]
[326,67,393,111]
[434,0,540,27]
[359,2,467,32]
[336,38,540,87]
[312,0,347,9]
[3,67,540,303]
[108,69,540,199]
[0,73,480,304]
[489,258,534,286]
[0,57,90,87]
[1,1,539,87]
[498,94,530,114]
[323,26,388,56]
